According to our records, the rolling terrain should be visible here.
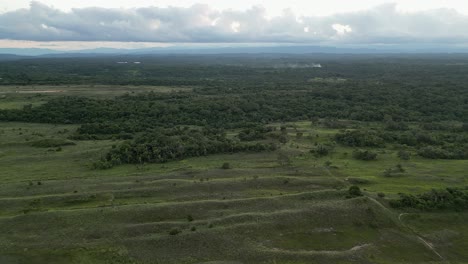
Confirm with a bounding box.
[0,55,467,263]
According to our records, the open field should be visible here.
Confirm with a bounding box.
[0,85,193,110]
[0,120,467,263]
[0,55,467,263]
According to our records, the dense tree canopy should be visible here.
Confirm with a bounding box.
[0,55,466,164]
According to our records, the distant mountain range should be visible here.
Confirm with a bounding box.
[1,45,468,59]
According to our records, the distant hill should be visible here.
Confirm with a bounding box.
[1,45,468,58]
[0,48,63,56]
[0,54,30,61]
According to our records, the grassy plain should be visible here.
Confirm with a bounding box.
[0,85,467,263]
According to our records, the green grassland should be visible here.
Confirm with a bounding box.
[1,55,467,264]
[0,85,193,110]
[0,118,467,263]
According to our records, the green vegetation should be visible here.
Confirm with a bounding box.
[30,138,76,148]
[390,188,468,211]
[0,54,467,263]
[94,127,275,169]
[347,185,363,197]
[352,149,378,161]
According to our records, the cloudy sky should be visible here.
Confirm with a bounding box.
[1,0,468,50]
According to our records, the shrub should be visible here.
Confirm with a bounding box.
[383,164,405,177]
[347,178,370,184]
[92,160,114,170]
[397,150,411,160]
[169,228,181,235]
[396,164,405,172]
[187,215,194,222]
[221,162,231,169]
[31,138,76,148]
[390,187,468,211]
[348,185,363,197]
[278,134,288,144]
[310,143,334,157]
[238,126,273,141]
[377,192,386,198]
[385,121,409,131]
[352,149,377,161]
[417,146,467,159]
[335,130,384,147]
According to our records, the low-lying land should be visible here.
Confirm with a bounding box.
[0,55,467,263]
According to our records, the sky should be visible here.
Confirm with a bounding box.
[1,0,468,50]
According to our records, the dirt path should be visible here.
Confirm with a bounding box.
[398,212,409,221]
[398,212,444,261]
[325,167,445,261]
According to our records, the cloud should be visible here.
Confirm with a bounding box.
[1,1,468,45]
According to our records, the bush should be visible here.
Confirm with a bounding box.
[278,134,288,144]
[348,185,363,197]
[385,121,409,131]
[377,192,386,198]
[397,150,411,160]
[221,162,231,169]
[310,143,334,157]
[390,187,468,211]
[335,130,384,147]
[347,178,370,184]
[31,138,76,148]
[352,149,377,161]
[418,146,467,160]
[238,126,273,141]
[92,160,115,170]
[169,228,181,235]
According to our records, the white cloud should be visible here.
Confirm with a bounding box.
[4,0,468,17]
[1,2,468,45]
[332,24,352,35]
[231,22,241,33]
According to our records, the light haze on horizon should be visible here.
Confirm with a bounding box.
[1,0,468,50]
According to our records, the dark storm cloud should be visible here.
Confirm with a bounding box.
[1,1,468,44]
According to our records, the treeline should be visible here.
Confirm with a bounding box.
[238,126,275,141]
[334,128,468,160]
[1,57,468,125]
[390,187,468,211]
[94,127,276,169]
[1,87,467,136]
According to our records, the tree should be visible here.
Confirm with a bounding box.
[397,150,410,160]
[352,149,377,161]
[221,162,231,169]
[348,186,363,197]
